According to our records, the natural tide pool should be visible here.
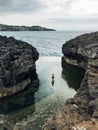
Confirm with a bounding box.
[0,57,85,129]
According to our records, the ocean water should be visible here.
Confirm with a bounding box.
[0,31,87,129]
[0,31,89,56]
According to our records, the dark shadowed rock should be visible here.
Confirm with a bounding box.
[0,114,14,130]
[43,32,98,130]
[0,35,39,98]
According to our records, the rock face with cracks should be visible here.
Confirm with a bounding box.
[43,32,98,130]
[0,35,39,98]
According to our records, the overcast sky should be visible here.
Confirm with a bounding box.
[0,0,98,30]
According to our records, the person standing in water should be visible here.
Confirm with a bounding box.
[51,74,55,86]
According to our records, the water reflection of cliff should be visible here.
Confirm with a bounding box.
[0,81,39,115]
[61,57,85,91]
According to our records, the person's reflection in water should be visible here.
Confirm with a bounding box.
[51,80,54,86]
[51,74,55,86]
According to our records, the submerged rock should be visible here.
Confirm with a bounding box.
[43,32,98,129]
[0,35,39,98]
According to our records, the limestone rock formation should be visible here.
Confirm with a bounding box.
[0,35,39,98]
[43,32,98,130]
[62,32,98,118]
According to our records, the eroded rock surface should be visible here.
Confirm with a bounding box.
[0,114,14,130]
[43,32,98,130]
[0,35,39,98]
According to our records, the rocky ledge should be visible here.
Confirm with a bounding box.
[0,35,39,98]
[43,32,98,130]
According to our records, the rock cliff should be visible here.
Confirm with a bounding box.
[43,32,98,130]
[0,35,39,98]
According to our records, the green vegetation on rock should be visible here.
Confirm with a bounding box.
[0,24,55,31]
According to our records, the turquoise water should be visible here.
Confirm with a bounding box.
[13,57,76,129]
[35,57,76,102]
[21,57,76,129]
